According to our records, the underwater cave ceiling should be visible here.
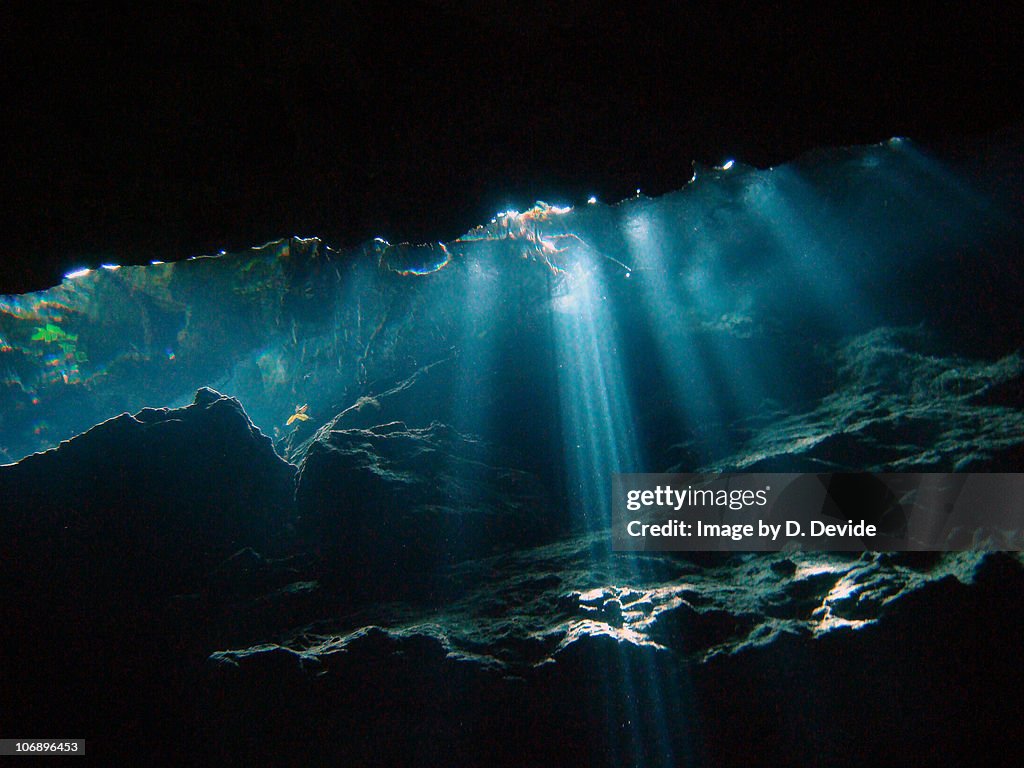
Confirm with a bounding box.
[1,138,1021,471]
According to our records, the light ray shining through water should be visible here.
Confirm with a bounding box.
[552,260,641,531]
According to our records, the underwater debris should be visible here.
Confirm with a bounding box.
[31,323,74,344]
[353,395,380,412]
[287,404,312,426]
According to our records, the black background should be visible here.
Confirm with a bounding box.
[2,3,1021,293]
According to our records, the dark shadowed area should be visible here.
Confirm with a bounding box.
[2,5,1022,292]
